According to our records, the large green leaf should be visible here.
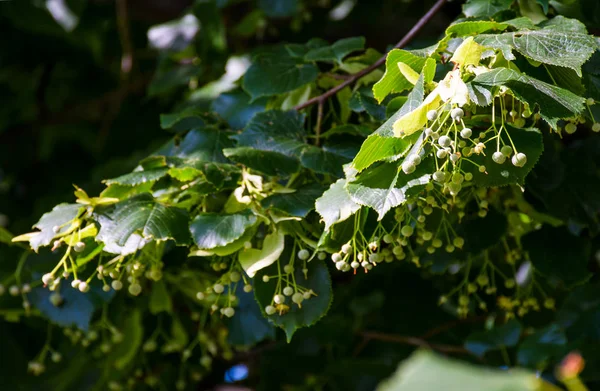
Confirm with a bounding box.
[475,18,597,76]
[223,147,301,176]
[347,154,433,220]
[315,179,361,231]
[470,68,586,127]
[262,184,325,217]
[211,90,267,130]
[522,226,592,287]
[465,319,522,358]
[155,127,234,162]
[239,231,285,278]
[29,278,114,331]
[372,49,427,103]
[227,283,276,346]
[104,168,169,187]
[462,0,514,18]
[353,73,426,172]
[254,258,332,342]
[13,204,82,252]
[300,142,358,177]
[233,110,306,156]
[465,126,544,187]
[189,210,257,249]
[243,48,319,100]
[95,194,191,255]
[377,350,561,391]
[445,21,509,37]
[304,37,365,63]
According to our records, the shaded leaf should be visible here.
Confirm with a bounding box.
[190,210,257,249]
[517,324,567,367]
[254,258,332,342]
[465,319,522,358]
[462,0,513,18]
[262,184,325,217]
[227,283,276,346]
[149,280,173,314]
[211,90,267,130]
[304,37,365,63]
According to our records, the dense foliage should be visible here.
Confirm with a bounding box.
[1,0,600,390]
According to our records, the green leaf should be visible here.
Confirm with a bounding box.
[95,193,191,255]
[258,0,299,18]
[239,231,285,278]
[347,156,432,220]
[304,37,365,63]
[243,48,319,100]
[300,142,358,177]
[522,226,591,287]
[445,21,508,37]
[111,309,144,370]
[190,226,257,257]
[159,107,207,132]
[316,179,361,231]
[29,278,114,331]
[377,350,561,391]
[254,258,332,342]
[13,204,82,252]
[155,127,234,162]
[227,283,276,346]
[517,324,567,367]
[372,49,427,103]
[465,319,522,358]
[190,210,257,249]
[462,0,513,18]
[234,110,306,156]
[352,73,427,172]
[104,168,169,186]
[262,184,326,217]
[223,147,301,176]
[349,86,386,120]
[465,126,544,187]
[471,68,586,127]
[556,284,600,340]
[211,90,267,130]
[475,20,598,76]
[149,280,173,314]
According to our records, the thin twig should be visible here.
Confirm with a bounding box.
[419,315,487,340]
[315,99,324,146]
[294,0,447,111]
[359,331,472,355]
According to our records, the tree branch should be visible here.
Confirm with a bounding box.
[359,331,472,355]
[294,0,447,111]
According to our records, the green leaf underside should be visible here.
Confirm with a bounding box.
[471,68,585,127]
[254,258,332,342]
[372,49,427,103]
[243,48,319,100]
[190,210,257,249]
[316,179,361,231]
[347,157,433,220]
[465,319,522,357]
[29,204,83,251]
[465,126,544,187]
[96,193,190,255]
[262,184,325,217]
[377,350,559,391]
